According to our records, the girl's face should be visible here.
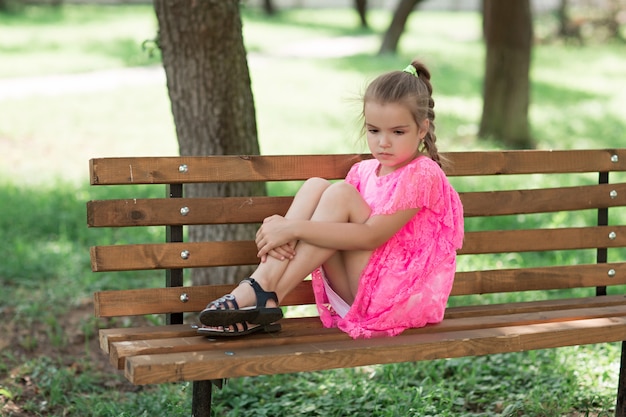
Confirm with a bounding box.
[364,101,428,176]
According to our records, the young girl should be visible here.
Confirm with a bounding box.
[198,60,464,339]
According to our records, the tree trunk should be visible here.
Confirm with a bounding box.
[0,0,14,12]
[608,0,624,42]
[355,0,368,28]
[378,0,424,55]
[154,0,263,285]
[479,0,533,148]
[557,0,569,38]
[263,0,276,16]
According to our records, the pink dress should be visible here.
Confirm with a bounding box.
[311,156,464,339]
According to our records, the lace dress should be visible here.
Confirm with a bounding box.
[311,156,464,338]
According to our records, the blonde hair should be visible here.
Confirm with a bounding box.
[362,60,441,167]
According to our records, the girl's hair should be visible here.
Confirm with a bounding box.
[363,59,441,167]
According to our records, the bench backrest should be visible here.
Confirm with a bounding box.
[88,150,626,322]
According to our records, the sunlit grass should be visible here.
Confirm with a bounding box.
[0,5,160,77]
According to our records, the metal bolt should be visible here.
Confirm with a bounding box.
[181,250,190,260]
[180,206,190,216]
[609,231,617,240]
[178,164,188,173]
[608,269,617,278]
[180,293,189,303]
[611,155,619,163]
[610,190,618,199]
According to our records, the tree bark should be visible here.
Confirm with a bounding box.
[557,0,569,38]
[378,0,424,55]
[355,0,368,28]
[479,0,533,148]
[154,0,263,285]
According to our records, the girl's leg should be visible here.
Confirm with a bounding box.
[218,177,333,308]
[266,182,372,304]
[213,180,372,310]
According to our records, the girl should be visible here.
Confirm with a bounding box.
[198,60,464,339]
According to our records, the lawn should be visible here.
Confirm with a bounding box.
[0,3,625,416]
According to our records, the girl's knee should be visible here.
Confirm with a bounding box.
[320,182,365,209]
[303,177,332,192]
[323,181,359,198]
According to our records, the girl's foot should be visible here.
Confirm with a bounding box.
[198,278,283,327]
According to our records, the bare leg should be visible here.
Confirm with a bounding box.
[221,177,333,308]
[227,180,372,308]
[268,182,372,303]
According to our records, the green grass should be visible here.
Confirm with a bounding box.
[0,180,163,325]
[212,346,620,416]
[1,3,626,417]
[0,5,161,77]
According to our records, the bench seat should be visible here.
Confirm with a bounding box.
[98,294,626,384]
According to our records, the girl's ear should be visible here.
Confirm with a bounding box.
[418,119,430,140]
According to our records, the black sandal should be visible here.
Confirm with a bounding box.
[197,322,282,338]
[198,278,283,327]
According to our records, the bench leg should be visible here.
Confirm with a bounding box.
[616,341,626,417]
[192,380,216,417]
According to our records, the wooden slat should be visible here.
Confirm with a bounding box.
[107,319,324,369]
[461,182,626,217]
[94,281,316,318]
[89,150,626,186]
[90,241,257,272]
[90,226,626,272]
[99,321,325,358]
[90,154,371,185]
[87,196,293,227]
[100,324,199,353]
[94,263,626,318]
[107,302,626,370]
[444,294,626,319]
[460,225,626,255]
[86,182,626,227]
[124,317,626,384]
[451,262,626,295]
[444,149,626,176]
[98,295,626,353]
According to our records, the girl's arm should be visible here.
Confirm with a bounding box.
[255,208,419,258]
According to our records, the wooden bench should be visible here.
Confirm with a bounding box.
[88,149,626,416]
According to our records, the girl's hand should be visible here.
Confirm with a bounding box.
[256,215,297,261]
[261,242,296,263]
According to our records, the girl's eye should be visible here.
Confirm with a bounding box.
[394,130,405,135]
[368,129,378,133]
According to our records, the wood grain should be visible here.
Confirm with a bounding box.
[87,149,626,387]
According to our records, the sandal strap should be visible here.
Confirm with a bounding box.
[228,321,248,334]
[206,293,238,310]
[241,278,279,307]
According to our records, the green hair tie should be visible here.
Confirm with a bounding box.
[402,64,418,78]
